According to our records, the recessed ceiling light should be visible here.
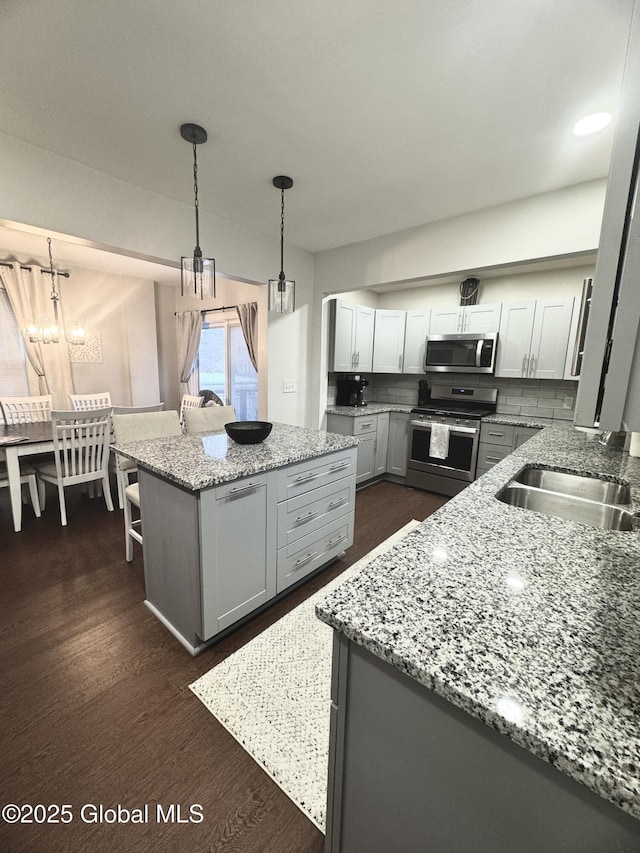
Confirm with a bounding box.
[572,112,613,137]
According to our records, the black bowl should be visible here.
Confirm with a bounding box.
[224,421,273,444]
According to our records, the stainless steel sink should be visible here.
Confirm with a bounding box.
[513,467,631,505]
[496,484,638,530]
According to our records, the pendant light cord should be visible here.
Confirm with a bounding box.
[192,140,201,254]
[279,186,286,283]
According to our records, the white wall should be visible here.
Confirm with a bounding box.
[0,131,314,426]
[314,180,606,295]
[377,265,594,311]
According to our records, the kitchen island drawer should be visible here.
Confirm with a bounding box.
[276,513,355,593]
[277,477,355,548]
[276,448,357,501]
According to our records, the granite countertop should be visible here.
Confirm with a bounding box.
[482,412,558,429]
[326,402,413,416]
[113,422,358,491]
[316,425,640,821]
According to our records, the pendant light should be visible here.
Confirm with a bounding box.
[25,237,86,345]
[268,175,295,313]
[180,123,216,299]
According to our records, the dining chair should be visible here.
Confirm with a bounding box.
[0,395,53,424]
[183,405,237,434]
[179,393,203,428]
[110,403,165,508]
[111,410,182,561]
[69,391,112,411]
[34,408,114,526]
[0,462,41,520]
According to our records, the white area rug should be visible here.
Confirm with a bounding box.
[190,520,420,832]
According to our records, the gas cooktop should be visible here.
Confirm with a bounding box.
[411,404,495,419]
[412,384,498,420]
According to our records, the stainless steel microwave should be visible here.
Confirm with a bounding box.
[425,332,498,374]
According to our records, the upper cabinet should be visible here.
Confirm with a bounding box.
[329,299,375,372]
[429,303,502,335]
[496,297,574,380]
[372,310,407,373]
[403,309,431,374]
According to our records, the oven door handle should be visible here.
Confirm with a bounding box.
[410,421,478,435]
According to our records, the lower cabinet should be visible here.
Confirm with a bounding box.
[386,412,410,477]
[327,413,389,485]
[201,473,273,638]
[327,411,409,484]
[476,422,541,478]
[140,448,357,654]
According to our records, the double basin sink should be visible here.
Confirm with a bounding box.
[496,467,638,531]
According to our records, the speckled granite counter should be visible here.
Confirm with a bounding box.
[317,425,640,821]
[482,411,560,429]
[326,402,413,417]
[114,422,358,491]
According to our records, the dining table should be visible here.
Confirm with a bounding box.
[0,421,54,532]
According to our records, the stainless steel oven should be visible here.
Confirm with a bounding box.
[405,385,497,496]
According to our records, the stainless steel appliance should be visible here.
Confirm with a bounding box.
[425,332,498,374]
[406,385,497,496]
[336,374,369,407]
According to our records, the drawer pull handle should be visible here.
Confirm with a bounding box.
[330,462,350,472]
[487,432,505,437]
[295,472,321,484]
[295,511,319,525]
[486,455,502,462]
[229,482,261,495]
[358,422,374,429]
[327,534,346,548]
[328,497,348,509]
[295,551,318,569]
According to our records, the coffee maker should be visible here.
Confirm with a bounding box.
[336,374,369,407]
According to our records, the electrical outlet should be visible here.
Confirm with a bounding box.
[563,396,575,410]
[283,380,296,394]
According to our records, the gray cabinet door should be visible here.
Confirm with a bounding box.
[403,310,430,374]
[356,434,376,483]
[372,310,406,373]
[354,305,375,372]
[201,474,270,639]
[374,413,389,475]
[331,300,357,372]
[387,413,410,477]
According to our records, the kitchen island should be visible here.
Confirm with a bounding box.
[115,422,358,654]
[317,425,640,852]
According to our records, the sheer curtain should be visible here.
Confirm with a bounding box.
[236,302,258,372]
[1,264,74,407]
[176,310,202,397]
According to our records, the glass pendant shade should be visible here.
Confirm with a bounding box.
[181,254,216,299]
[268,277,295,313]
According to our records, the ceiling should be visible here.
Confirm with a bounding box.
[0,0,634,280]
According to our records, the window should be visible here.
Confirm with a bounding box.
[199,310,258,420]
[0,287,29,399]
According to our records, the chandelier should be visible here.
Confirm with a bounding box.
[25,238,86,345]
[180,123,216,299]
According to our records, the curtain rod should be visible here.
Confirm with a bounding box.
[0,260,70,278]
[174,306,237,315]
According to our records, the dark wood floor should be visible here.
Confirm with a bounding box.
[0,478,447,853]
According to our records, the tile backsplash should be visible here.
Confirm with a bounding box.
[328,373,579,421]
